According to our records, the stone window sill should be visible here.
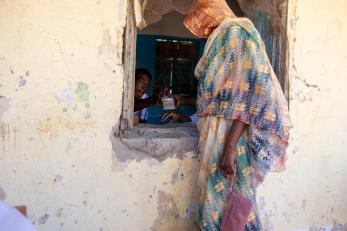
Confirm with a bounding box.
[112,124,199,162]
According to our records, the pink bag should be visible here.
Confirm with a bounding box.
[220,192,253,231]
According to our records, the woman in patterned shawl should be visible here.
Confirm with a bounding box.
[183,0,292,230]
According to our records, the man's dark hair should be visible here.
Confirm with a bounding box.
[135,68,152,82]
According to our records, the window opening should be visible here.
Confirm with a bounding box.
[119,0,289,134]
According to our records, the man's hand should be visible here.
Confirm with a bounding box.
[160,112,182,123]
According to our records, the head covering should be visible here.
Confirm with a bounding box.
[183,0,285,36]
[183,0,288,93]
[183,0,235,38]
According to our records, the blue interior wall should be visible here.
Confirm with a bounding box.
[136,34,206,94]
[136,34,206,124]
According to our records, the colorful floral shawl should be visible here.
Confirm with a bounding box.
[195,17,292,186]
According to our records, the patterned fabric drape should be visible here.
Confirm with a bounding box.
[195,17,292,185]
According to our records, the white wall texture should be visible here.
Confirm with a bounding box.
[0,0,346,231]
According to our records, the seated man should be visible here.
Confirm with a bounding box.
[134,68,158,123]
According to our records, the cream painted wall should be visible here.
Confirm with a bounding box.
[0,1,199,230]
[257,0,347,230]
[0,0,346,231]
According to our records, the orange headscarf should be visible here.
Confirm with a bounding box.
[183,0,235,38]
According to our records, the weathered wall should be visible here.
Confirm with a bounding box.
[256,0,347,230]
[0,0,347,231]
[0,0,126,229]
[0,1,200,230]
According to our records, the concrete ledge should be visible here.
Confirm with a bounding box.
[112,124,199,163]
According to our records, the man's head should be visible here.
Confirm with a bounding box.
[135,68,152,98]
[135,68,152,90]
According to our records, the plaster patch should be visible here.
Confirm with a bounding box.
[0,187,6,200]
[38,213,50,224]
[98,29,116,55]
[19,76,27,87]
[334,223,347,231]
[181,203,198,219]
[150,190,185,231]
[295,76,320,90]
[0,122,10,151]
[171,167,184,184]
[53,175,64,183]
[0,96,10,119]
[55,88,76,104]
[75,82,90,107]
[56,208,63,218]
[9,66,14,75]
[111,124,199,167]
[301,199,306,209]
[257,197,275,231]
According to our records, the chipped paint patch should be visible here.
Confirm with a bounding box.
[301,199,306,209]
[0,96,10,119]
[334,223,347,231]
[36,95,95,134]
[55,88,76,104]
[38,213,50,224]
[181,203,198,219]
[151,190,185,231]
[56,208,63,218]
[75,82,90,108]
[171,167,184,184]
[0,187,6,200]
[98,29,116,55]
[53,175,64,183]
[18,76,27,87]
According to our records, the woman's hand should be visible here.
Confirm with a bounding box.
[219,144,237,177]
[219,120,247,178]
